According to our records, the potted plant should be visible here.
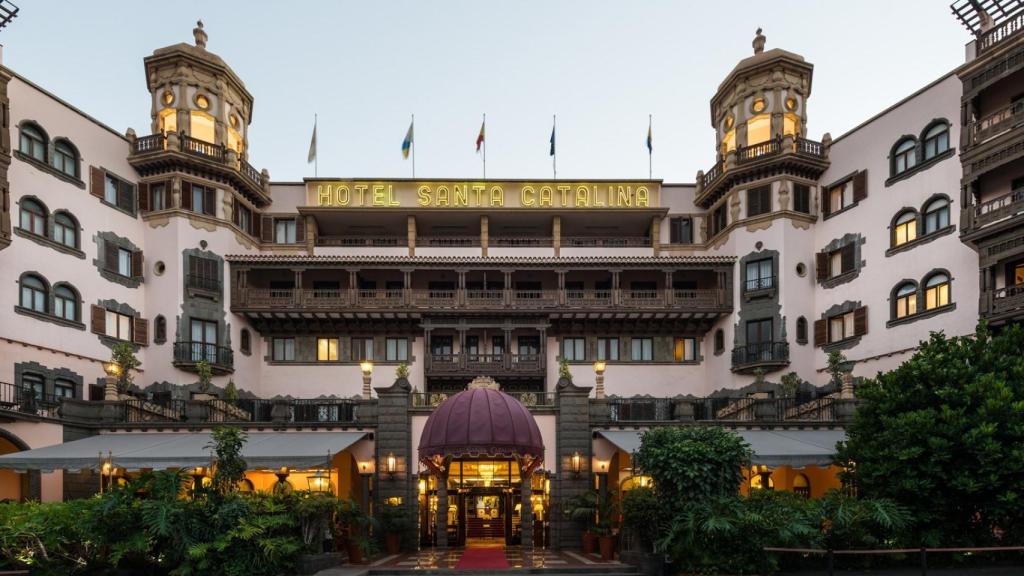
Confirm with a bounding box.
[595,490,620,561]
[335,498,372,564]
[380,502,412,554]
[565,490,598,554]
[194,360,215,399]
[110,341,141,397]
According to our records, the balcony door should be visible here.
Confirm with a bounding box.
[190,318,218,363]
[745,319,773,361]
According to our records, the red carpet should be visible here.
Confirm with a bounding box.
[455,546,509,570]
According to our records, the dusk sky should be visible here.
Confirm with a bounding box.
[2,0,970,183]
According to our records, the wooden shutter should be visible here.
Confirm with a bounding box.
[252,211,262,238]
[261,216,274,242]
[295,217,306,243]
[118,180,133,211]
[815,252,829,281]
[820,187,831,217]
[813,318,827,347]
[90,166,104,199]
[853,170,868,202]
[104,240,119,272]
[131,250,144,279]
[841,243,855,274]
[181,181,193,211]
[90,305,106,334]
[853,306,868,336]
[669,218,679,243]
[133,317,149,346]
[137,183,150,212]
[232,198,240,225]
[204,187,216,216]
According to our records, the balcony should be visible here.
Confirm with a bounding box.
[696,137,829,207]
[977,9,1024,57]
[172,341,234,374]
[425,353,544,377]
[964,43,1024,97]
[743,275,777,296]
[317,235,405,247]
[128,132,269,205]
[595,395,860,424]
[412,390,556,409]
[982,283,1024,324]
[966,101,1024,150]
[562,236,651,247]
[186,273,221,294]
[58,396,370,426]
[731,341,790,373]
[0,381,63,419]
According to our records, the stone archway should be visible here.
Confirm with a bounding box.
[0,428,35,502]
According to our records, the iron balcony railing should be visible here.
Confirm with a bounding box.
[0,381,65,419]
[599,395,861,423]
[731,341,790,369]
[172,341,234,370]
[744,275,776,292]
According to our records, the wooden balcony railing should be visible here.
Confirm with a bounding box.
[975,187,1024,226]
[419,236,481,247]
[966,44,1024,93]
[989,283,1024,316]
[426,353,544,375]
[598,395,860,423]
[489,236,553,247]
[968,101,1024,146]
[317,235,405,247]
[562,236,651,247]
[978,9,1024,55]
[233,287,726,311]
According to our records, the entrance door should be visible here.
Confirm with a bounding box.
[465,492,505,543]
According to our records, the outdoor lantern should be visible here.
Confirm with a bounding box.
[360,360,374,375]
[275,466,290,482]
[592,360,607,375]
[103,362,121,377]
[570,450,582,476]
[418,478,427,495]
[384,452,397,478]
[308,468,331,493]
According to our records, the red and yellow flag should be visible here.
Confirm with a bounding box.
[476,119,485,152]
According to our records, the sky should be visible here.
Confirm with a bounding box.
[1,1,971,183]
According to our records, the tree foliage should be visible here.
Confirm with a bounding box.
[209,427,248,497]
[835,323,1024,546]
[110,341,140,393]
[634,426,751,506]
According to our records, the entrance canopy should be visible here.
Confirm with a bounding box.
[596,428,846,468]
[0,431,368,473]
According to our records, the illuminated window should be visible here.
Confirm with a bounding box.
[1015,264,1024,287]
[893,138,917,175]
[894,283,918,319]
[924,273,950,310]
[317,337,339,362]
[721,129,736,154]
[750,469,774,490]
[746,114,771,146]
[227,128,243,154]
[785,97,797,111]
[893,211,918,246]
[830,181,854,213]
[190,110,215,143]
[783,113,800,137]
[751,98,767,114]
[674,337,697,362]
[159,108,177,134]
[162,90,175,105]
[195,94,210,110]
[792,473,810,498]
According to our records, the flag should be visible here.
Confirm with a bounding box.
[646,121,653,153]
[307,119,317,163]
[549,122,556,157]
[476,119,486,152]
[402,120,414,159]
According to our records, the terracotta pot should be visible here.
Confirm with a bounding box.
[385,533,401,555]
[599,535,615,561]
[347,542,364,564]
[583,531,597,554]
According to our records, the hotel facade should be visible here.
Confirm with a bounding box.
[0,4,1021,553]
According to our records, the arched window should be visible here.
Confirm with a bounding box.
[18,123,47,161]
[893,210,918,246]
[924,273,951,310]
[241,328,252,355]
[52,211,78,249]
[792,473,811,498]
[796,317,808,344]
[892,138,916,175]
[923,197,950,234]
[894,282,918,319]
[922,122,950,160]
[19,274,47,313]
[154,315,167,344]
[53,284,78,322]
[19,198,47,236]
[52,139,79,178]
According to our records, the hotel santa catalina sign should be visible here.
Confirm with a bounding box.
[307,180,660,209]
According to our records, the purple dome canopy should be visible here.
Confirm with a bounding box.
[418,387,544,469]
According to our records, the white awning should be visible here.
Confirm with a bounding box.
[595,428,846,468]
[0,431,369,473]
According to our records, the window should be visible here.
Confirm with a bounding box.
[19,198,46,236]
[747,185,771,217]
[745,258,774,291]
[922,123,949,160]
[20,274,47,312]
[669,217,693,244]
[924,273,950,310]
[714,330,725,354]
[431,335,453,356]
[829,311,856,343]
[596,337,619,361]
[796,317,808,344]
[190,110,215,142]
[518,336,540,356]
[792,473,811,498]
[52,139,78,178]
[674,337,697,362]
[746,318,773,346]
[630,337,653,362]
[192,184,216,216]
[117,248,132,277]
[53,285,77,321]
[52,212,77,249]
[793,183,811,214]
[275,219,297,244]
[189,319,219,363]
[352,337,374,361]
[236,203,252,234]
[19,123,46,161]
[273,337,295,361]
[155,315,167,344]
[188,255,219,292]
[240,328,251,354]
[746,114,771,145]
[829,181,854,213]
[894,282,918,319]
[893,138,917,175]
[105,310,133,340]
[711,205,727,236]
[386,337,409,362]
[819,244,856,281]
[317,337,339,362]
[893,211,917,246]
[923,198,950,234]
[21,373,44,401]
[492,335,505,355]
[54,379,75,399]
[104,173,135,212]
[562,337,586,361]
[150,183,167,211]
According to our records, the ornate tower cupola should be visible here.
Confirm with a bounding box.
[694,29,829,209]
[128,21,270,208]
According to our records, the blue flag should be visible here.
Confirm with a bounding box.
[549,123,556,156]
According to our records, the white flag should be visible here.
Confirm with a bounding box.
[307,120,317,164]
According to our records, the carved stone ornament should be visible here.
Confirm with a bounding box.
[752,27,766,54]
[193,20,208,49]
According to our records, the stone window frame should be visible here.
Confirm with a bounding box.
[885,193,956,256]
[240,328,252,356]
[795,316,808,345]
[887,269,956,327]
[817,234,865,289]
[14,271,85,330]
[816,301,867,352]
[51,137,81,180]
[885,118,956,186]
[14,121,86,189]
[91,299,146,350]
[154,315,168,344]
[14,360,84,401]
[713,329,725,356]
[183,248,224,301]
[14,196,87,259]
[93,231,144,289]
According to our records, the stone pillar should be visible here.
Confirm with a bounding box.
[435,470,449,551]
[552,215,561,257]
[556,270,566,306]
[503,270,513,306]
[651,216,661,256]
[521,470,534,552]
[407,215,416,257]
[611,270,621,306]
[664,269,674,306]
[553,377,593,550]
[348,269,359,304]
[375,378,415,551]
[402,269,413,306]
[292,269,304,306]
[480,215,489,257]
[457,269,467,306]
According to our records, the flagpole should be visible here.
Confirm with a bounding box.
[483,113,487,180]
[411,114,416,179]
[552,114,557,180]
[648,114,652,180]
[314,113,318,178]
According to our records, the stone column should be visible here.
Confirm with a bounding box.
[552,215,561,257]
[521,470,534,552]
[292,269,304,306]
[557,270,566,306]
[651,216,661,256]
[480,215,489,257]
[375,378,415,551]
[664,269,674,306]
[503,270,513,306]
[611,270,621,306]
[348,269,359,304]
[407,215,416,257]
[435,470,449,551]
[553,378,593,550]
[403,269,413,306]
